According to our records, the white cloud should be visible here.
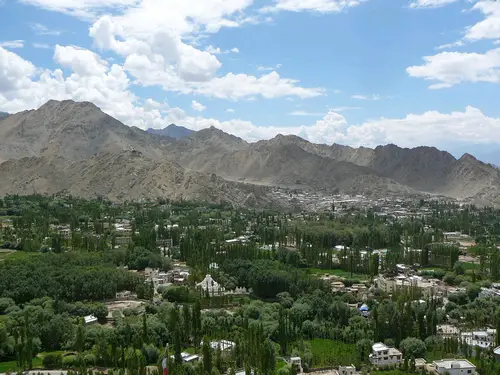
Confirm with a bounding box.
[20,0,140,19]
[0,46,36,92]
[174,106,500,151]
[289,110,324,116]
[226,108,235,113]
[261,0,366,13]
[2,46,500,153]
[205,45,240,54]
[436,40,464,50]
[0,40,24,49]
[191,100,207,112]
[464,1,500,42]
[194,72,324,100]
[407,48,500,89]
[29,22,62,36]
[409,0,458,9]
[33,43,51,49]
[345,106,500,148]
[351,94,380,100]
[54,44,109,76]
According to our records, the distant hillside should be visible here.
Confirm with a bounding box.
[147,124,194,139]
[0,100,278,206]
[2,99,500,207]
[0,112,8,120]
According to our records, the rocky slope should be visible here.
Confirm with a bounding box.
[0,100,168,162]
[1,99,499,206]
[146,124,194,139]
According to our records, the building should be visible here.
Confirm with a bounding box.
[461,329,496,350]
[375,275,437,297]
[209,340,235,352]
[430,359,476,375]
[338,365,357,375]
[170,352,200,363]
[286,357,303,374]
[197,274,225,295]
[84,315,98,324]
[369,343,403,367]
[493,346,500,362]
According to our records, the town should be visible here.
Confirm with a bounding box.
[1,193,500,375]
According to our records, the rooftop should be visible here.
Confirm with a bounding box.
[373,343,389,351]
[433,359,476,369]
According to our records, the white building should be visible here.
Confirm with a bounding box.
[209,339,235,352]
[170,352,200,363]
[431,359,476,375]
[84,315,98,324]
[461,329,496,350]
[197,274,225,295]
[369,343,403,367]
[338,365,357,375]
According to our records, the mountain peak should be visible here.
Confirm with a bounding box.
[459,153,479,163]
[147,124,194,139]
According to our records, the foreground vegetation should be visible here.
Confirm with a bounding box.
[2,195,500,374]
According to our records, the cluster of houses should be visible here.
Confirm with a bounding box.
[369,342,477,375]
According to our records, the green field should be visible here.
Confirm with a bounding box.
[0,250,42,261]
[0,357,43,372]
[307,339,358,367]
[306,268,369,280]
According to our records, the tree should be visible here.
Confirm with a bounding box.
[399,337,426,359]
[356,339,373,362]
[202,338,212,374]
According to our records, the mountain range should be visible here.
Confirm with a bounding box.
[146,124,194,139]
[0,100,499,207]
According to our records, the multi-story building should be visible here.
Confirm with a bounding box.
[369,343,403,367]
[461,329,496,350]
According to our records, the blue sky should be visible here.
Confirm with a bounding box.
[1,0,500,162]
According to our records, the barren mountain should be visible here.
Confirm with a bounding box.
[0,150,280,207]
[146,124,194,139]
[0,100,168,162]
[1,99,499,206]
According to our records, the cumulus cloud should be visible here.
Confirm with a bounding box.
[174,106,500,151]
[84,2,322,100]
[191,100,207,112]
[261,0,366,13]
[2,46,500,152]
[54,45,109,76]
[0,40,24,49]
[464,1,500,42]
[407,48,500,89]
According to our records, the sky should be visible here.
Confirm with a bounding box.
[1,0,500,162]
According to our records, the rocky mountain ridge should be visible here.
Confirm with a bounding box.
[0,100,499,206]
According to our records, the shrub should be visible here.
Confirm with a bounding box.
[43,353,63,369]
[62,355,77,368]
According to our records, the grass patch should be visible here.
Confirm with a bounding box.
[0,357,42,372]
[0,250,42,261]
[305,268,369,280]
[307,339,358,367]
